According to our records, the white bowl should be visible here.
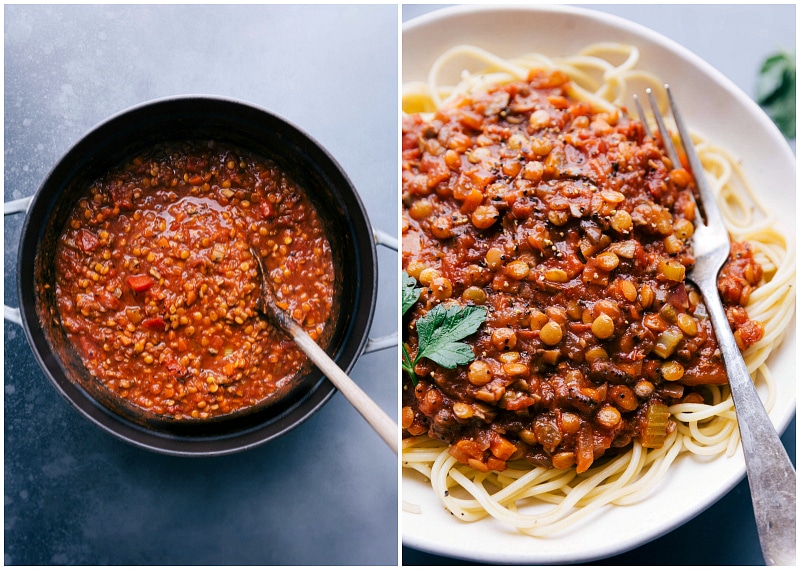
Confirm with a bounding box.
[402,4,796,564]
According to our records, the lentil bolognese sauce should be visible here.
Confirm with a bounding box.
[400,43,794,534]
[54,141,335,420]
[402,69,764,472]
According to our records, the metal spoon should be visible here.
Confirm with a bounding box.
[250,248,398,453]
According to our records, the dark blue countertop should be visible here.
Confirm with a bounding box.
[401,3,796,566]
[4,5,398,565]
[5,4,796,566]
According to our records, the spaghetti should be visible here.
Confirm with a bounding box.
[401,44,794,535]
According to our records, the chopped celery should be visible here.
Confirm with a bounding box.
[653,327,684,359]
[641,402,670,448]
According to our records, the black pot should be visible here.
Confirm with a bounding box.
[6,96,384,456]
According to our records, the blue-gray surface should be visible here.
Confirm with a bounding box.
[4,5,398,566]
[401,3,796,566]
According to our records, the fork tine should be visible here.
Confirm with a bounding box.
[632,94,652,138]
[664,84,725,229]
[645,88,681,169]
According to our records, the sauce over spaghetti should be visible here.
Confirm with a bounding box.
[54,141,335,419]
[401,70,763,473]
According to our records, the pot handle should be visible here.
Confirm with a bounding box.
[362,227,398,355]
[372,228,398,251]
[4,196,32,326]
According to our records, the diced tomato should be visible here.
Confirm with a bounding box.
[448,439,484,464]
[109,185,133,211]
[165,356,188,380]
[489,433,518,460]
[96,290,120,311]
[576,425,595,474]
[733,319,764,350]
[402,132,419,151]
[76,229,99,252]
[127,274,154,293]
[457,109,484,130]
[502,394,536,411]
[681,360,728,386]
[259,200,273,219]
[486,457,507,472]
[465,167,495,190]
[420,155,451,188]
[142,317,167,330]
[581,258,610,287]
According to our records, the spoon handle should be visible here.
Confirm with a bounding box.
[285,318,399,454]
[251,246,398,453]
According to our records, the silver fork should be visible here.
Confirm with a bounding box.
[636,86,796,566]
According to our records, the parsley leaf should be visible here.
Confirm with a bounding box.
[416,304,486,367]
[757,51,796,139]
[402,343,417,384]
[405,303,486,385]
[402,271,422,316]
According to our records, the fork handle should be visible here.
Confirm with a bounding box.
[695,279,796,565]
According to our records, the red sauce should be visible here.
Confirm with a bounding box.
[401,70,763,473]
[54,141,335,420]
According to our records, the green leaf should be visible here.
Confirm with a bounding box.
[402,271,422,315]
[416,304,486,369]
[756,51,796,139]
[756,54,790,101]
[419,341,477,370]
[401,274,486,385]
[402,343,417,384]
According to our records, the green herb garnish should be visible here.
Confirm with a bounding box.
[756,51,796,139]
[402,302,486,385]
[402,271,423,316]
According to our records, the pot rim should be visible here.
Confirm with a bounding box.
[14,94,379,456]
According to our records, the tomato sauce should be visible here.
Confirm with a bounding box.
[54,141,335,420]
[401,71,763,473]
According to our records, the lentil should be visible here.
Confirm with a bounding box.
[539,321,563,346]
